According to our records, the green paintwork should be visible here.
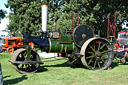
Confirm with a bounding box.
[26,45,31,61]
[49,41,75,53]
[59,35,72,43]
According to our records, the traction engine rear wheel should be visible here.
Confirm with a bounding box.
[81,38,113,70]
[7,47,14,53]
[11,49,41,74]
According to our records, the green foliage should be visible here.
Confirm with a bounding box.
[6,0,41,36]
[6,0,128,37]
[0,9,7,23]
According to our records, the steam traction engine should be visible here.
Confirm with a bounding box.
[9,4,113,74]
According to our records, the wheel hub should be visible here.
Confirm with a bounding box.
[94,51,102,61]
[95,51,102,57]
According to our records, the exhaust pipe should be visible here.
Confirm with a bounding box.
[41,3,48,39]
[41,3,48,32]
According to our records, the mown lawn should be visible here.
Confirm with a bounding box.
[0,53,128,85]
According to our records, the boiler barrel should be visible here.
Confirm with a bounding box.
[48,40,75,53]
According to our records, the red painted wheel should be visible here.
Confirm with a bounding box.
[7,47,14,53]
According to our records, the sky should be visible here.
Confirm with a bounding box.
[0,0,10,30]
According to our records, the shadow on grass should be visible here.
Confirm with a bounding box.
[42,61,120,69]
[119,63,128,65]
[3,75,27,85]
[39,61,85,69]
[37,66,48,73]
[110,61,119,69]
[37,59,120,73]
[3,75,11,79]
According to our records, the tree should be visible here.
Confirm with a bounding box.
[6,0,128,37]
[6,0,41,36]
[47,0,128,37]
[0,9,6,23]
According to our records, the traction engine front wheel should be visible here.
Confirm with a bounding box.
[11,49,41,74]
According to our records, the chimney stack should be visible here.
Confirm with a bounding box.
[41,3,48,39]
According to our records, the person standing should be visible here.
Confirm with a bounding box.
[0,46,3,53]
[0,63,3,85]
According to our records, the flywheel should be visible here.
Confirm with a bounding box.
[73,25,94,47]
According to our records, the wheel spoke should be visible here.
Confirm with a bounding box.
[101,57,105,63]
[98,42,101,51]
[25,65,28,70]
[27,64,32,71]
[21,53,26,60]
[100,44,105,50]
[101,50,110,54]
[94,60,96,68]
[86,55,94,59]
[102,55,108,58]
[17,55,21,61]
[88,59,93,65]
[93,42,95,51]
[20,64,24,69]
[90,46,95,52]
[98,62,100,67]
[86,51,93,54]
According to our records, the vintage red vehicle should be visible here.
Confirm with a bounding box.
[114,30,128,63]
[2,37,23,53]
[2,37,34,53]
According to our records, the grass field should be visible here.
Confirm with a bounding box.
[0,53,128,85]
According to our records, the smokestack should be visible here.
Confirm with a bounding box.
[41,3,48,39]
[41,3,48,32]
